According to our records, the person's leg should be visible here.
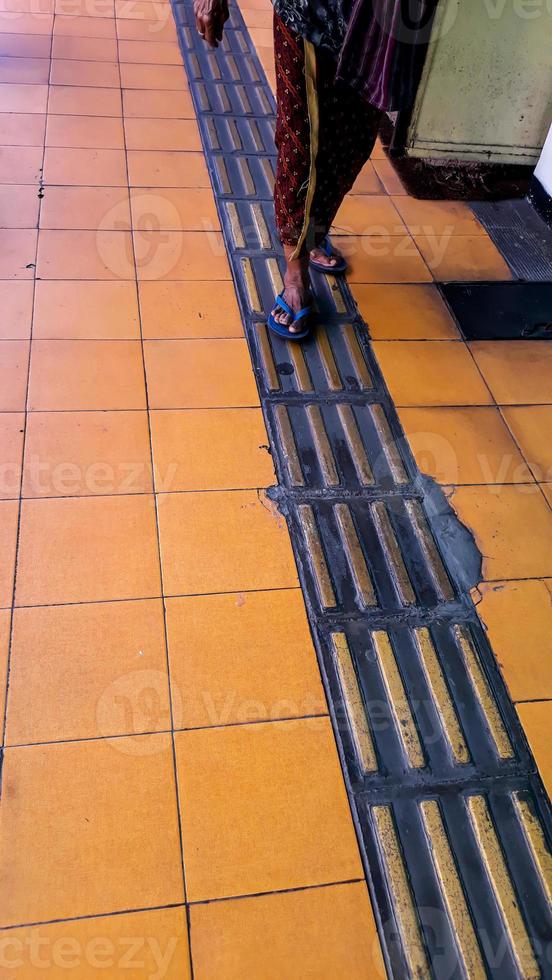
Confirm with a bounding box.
[272,13,313,332]
[309,49,383,270]
[272,14,383,329]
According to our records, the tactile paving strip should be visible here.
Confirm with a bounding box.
[173,5,552,976]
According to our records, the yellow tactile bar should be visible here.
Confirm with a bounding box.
[237,156,256,196]
[371,501,416,605]
[372,805,431,977]
[298,504,336,608]
[274,405,304,486]
[334,504,376,608]
[251,203,271,250]
[513,794,552,908]
[242,257,262,314]
[369,404,408,484]
[331,632,378,773]
[420,800,486,979]
[336,404,375,486]
[405,499,454,601]
[255,324,280,391]
[315,328,343,391]
[324,273,348,312]
[454,624,514,760]
[341,325,373,390]
[467,795,540,979]
[227,202,246,248]
[372,630,425,769]
[266,257,284,296]
[255,323,280,391]
[306,405,339,486]
[414,627,470,766]
[286,341,313,393]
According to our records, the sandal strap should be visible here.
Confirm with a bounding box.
[274,291,293,316]
[293,306,311,322]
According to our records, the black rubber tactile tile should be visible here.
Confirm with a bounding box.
[173,3,552,976]
[473,199,552,282]
[441,281,552,340]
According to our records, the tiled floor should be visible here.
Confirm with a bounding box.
[243,2,552,821]
[0,0,551,975]
[0,4,384,975]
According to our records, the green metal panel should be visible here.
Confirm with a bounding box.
[407,0,552,165]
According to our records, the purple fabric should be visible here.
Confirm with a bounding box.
[335,0,438,111]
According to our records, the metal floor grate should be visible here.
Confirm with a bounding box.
[472,199,552,282]
[173,5,552,976]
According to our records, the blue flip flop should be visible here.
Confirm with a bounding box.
[309,236,347,275]
[268,291,312,341]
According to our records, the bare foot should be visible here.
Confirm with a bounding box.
[271,249,310,334]
[309,245,341,270]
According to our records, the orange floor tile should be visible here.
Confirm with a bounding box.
[372,340,492,406]
[149,407,274,490]
[165,589,326,728]
[0,413,24,500]
[353,283,460,339]
[33,280,141,338]
[476,580,552,702]
[143,338,259,407]
[4,907,191,979]
[0,736,184,926]
[15,495,161,605]
[516,701,552,798]
[28,339,146,409]
[470,340,552,405]
[22,410,153,497]
[157,489,298,595]
[449,484,552,581]
[6,598,169,744]
[138,280,243,337]
[175,717,362,901]
[190,881,385,979]
[397,406,532,486]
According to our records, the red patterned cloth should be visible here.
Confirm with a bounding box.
[273,12,382,253]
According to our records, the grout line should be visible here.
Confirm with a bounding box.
[186,877,367,908]
[0,902,187,932]
[0,12,53,764]
[5,713,330,750]
[514,698,552,706]
[5,583,302,612]
[113,20,194,977]
[0,878,366,932]
[3,477,544,506]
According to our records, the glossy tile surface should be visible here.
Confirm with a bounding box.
[4,908,191,979]
[0,736,184,925]
[157,489,298,596]
[15,495,161,605]
[190,882,385,979]
[1,0,550,972]
[175,717,362,900]
[150,407,273,490]
[165,589,326,728]
[372,341,492,406]
[6,598,169,744]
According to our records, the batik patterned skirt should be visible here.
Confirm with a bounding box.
[273,12,382,257]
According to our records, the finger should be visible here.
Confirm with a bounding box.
[195,12,205,35]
